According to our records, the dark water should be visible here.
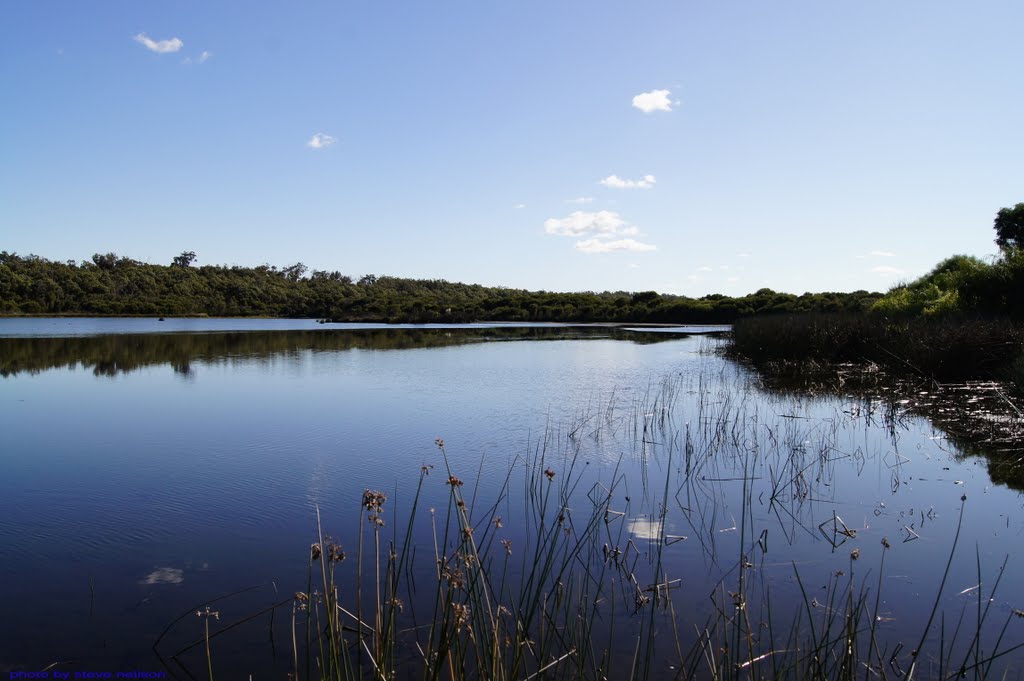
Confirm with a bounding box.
[1,319,1022,678]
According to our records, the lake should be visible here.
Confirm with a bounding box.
[1,318,1022,679]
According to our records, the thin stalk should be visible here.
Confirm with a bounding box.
[906,495,968,680]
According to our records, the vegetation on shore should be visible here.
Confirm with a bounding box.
[729,204,1024,392]
[865,203,1023,321]
[0,250,879,323]
[730,313,1024,386]
[870,249,1024,319]
[2,203,1020,325]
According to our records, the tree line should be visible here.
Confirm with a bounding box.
[0,251,881,323]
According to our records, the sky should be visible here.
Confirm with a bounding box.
[2,2,1023,297]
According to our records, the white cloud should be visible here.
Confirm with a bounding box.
[632,89,672,113]
[544,210,656,254]
[576,238,656,254]
[599,174,656,189]
[872,265,905,275]
[870,250,896,257]
[307,133,336,149]
[183,50,212,65]
[737,252,751,258]
[696,266,713,272]
[514,203,526,209]
[566,197,594,204]
[544,210,627,237]
[134,33,183,54]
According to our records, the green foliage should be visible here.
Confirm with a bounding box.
[995,202,1024,250]
[866,201,1024,319]
[871,253,1024,318]
[0,251,883,323]
[172,250,197,268]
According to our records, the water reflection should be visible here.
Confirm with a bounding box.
[1,326,1022,676]
[627,517,664,540]
[751,365,1024,491]
[140,567,185,585]
[0,327,699,378]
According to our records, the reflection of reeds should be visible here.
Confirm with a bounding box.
[727,315,1024,490]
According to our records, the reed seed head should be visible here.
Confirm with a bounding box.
[452,603,470,630]
[363,489,387,513]
[442,565,465,589]
[327,542,347,562]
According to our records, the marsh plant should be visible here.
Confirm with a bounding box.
[729,313,1024,386]
[289,436,640,681]
[165,373,1024,680]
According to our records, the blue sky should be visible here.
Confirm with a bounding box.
[3,2,1022,296]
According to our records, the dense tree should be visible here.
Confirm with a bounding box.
[282,262,308,282]
[172,251,197,268]
[0,251,886,321]
[995,203,1024,250]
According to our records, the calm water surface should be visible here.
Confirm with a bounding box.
[1,319,1021,677]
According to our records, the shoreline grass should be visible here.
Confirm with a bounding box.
[728,313,1024,387]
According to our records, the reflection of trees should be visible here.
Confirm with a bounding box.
[747,364,1024,492]
[0,327,689,378]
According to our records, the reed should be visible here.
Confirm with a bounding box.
[729,313,1024,387]
[162,372,1024,680]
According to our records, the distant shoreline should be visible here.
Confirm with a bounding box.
[0,252,882,323]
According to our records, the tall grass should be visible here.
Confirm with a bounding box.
[729,313,1024,389]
